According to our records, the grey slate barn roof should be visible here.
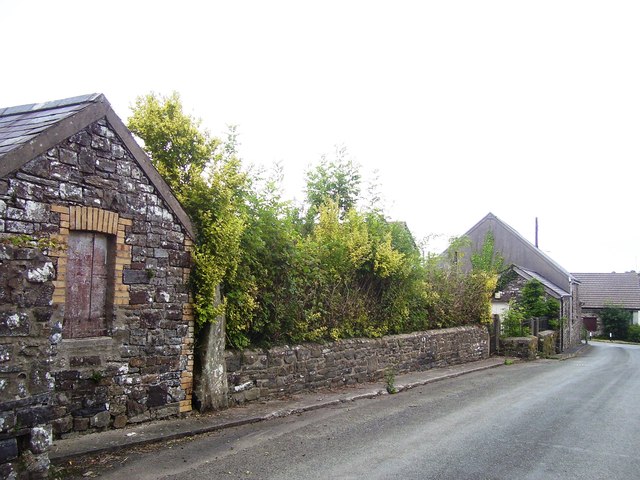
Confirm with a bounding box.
[512,265,570,298]
[454,212,577,293]
[572,272,640,310]
[0,93,194,239]
[0,94,103,159]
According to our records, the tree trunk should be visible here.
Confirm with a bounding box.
[193,287,228,411]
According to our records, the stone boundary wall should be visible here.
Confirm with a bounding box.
[537,330,557,357]
[226,325,489,404]
[500,336,538,359]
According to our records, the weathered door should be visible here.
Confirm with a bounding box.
[64,232,109,338]
[582,316,598,332]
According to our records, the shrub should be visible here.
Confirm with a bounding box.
[130,92,496,349]
[601,305,632,340]
[519,279,560,321]
[501,302,529,337]
[627,324,640,343]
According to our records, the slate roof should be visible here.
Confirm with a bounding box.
[572,272,640,310]
[0,94,194,239]
[452,212,577,292]
[512,265,570,298]
[475,213,576,280]
[0,94,103,159]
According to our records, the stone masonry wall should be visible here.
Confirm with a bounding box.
[0,244,55,479]
[537,330,557,357]
[0,118,194,476]
[497,273,529,304]
[226,326,488,404]
[500,336,538,360]
[567,283,583,348]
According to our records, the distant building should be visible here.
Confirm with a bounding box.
[448,213,582,350]
[492,264,569,327]
[572,272,640,334]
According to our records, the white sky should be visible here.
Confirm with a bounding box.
[2,0,639,273]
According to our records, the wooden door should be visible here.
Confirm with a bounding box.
[64,232,109,338]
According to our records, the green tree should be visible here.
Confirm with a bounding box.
[471,231,504,274]
[305,145,361,221]
[187,148,247,327]
[518,279,560,321]
[128,92,218,202]
[128,92,497,347]
[421,263,495,329]
[627,324,640,343]
[128,92,248,328]
[224,165,302,348]
[601,304,632,340]
[501,301,528,337]
[519,279,548,318]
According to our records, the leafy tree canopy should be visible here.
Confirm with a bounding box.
[518,279,560,320]
[128,92,248,328]
[128,92,218,202]
[305,145,361,220]
[128,91,497,348]
[471,231,504,274]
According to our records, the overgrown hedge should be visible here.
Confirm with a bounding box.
[223,196,496,348]
[129,92,496,350]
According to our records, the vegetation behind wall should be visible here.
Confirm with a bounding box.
[129,93,496,349]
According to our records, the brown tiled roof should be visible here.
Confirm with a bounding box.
[572,272,640,309]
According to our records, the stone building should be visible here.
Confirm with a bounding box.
[0,94,195,478]
[449,213,582,351]
[492,265,569,328]
[572,272,640,335]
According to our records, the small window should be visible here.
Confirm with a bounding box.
[63,232,114,338]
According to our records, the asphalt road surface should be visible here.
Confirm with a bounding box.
[98,342,640,480]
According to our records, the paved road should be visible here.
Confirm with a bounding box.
[98,343,640,479]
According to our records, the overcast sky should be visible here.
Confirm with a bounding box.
[2,1,639,273]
